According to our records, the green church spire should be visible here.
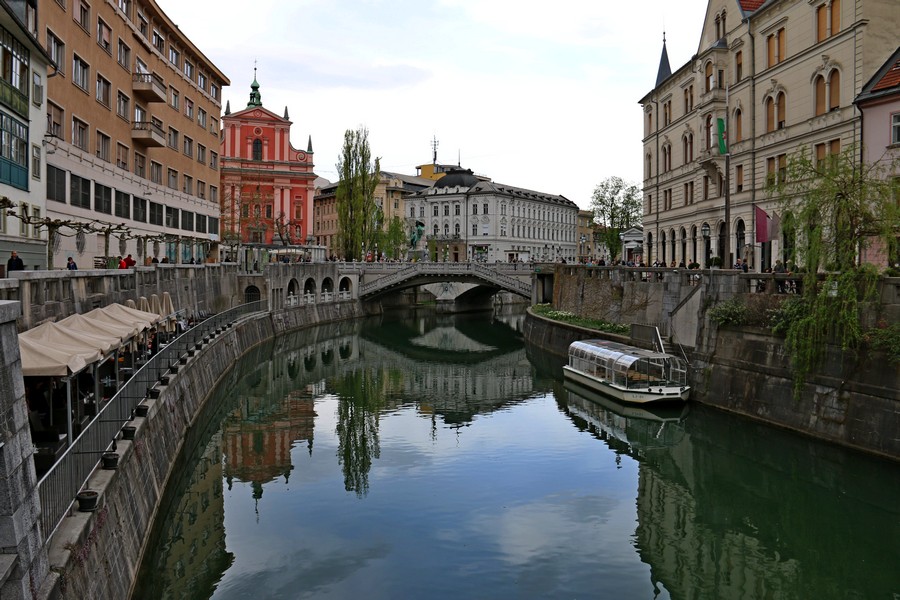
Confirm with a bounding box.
[247,66,262,108]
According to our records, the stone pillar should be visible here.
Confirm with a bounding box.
[0,300,49,599]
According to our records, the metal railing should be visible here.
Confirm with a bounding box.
[37,300,266,540]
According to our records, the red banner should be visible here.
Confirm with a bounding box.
[755,205,770,243]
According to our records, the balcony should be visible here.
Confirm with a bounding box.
[132,72,166,102]
[132,121,165,147]
[0,78,28,119]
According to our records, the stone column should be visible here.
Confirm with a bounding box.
[0,300,49,599]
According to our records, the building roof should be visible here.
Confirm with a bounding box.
[655,37,672,87]
[469,181,577,208]
[856,46,900,105]
[433,168,480,189]
[737,0,766,13]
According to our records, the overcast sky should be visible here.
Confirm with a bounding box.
[164,0,708,208]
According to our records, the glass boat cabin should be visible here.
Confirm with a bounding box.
[567,339,689,391]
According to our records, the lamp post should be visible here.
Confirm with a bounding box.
[701,223,711,268]
[374,242,378,262]
[580,234,586,262]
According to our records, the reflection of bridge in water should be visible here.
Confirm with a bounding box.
[348,262,534,300]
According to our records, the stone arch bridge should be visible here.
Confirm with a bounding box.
[350,262,534,300]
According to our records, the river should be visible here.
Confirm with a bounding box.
[133,308,900,599]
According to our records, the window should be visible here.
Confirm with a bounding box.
[736,164,744,192]
[210,151,218,169]
[181,210,194,231]
[117,39,130,69]
[196,214,207,233]
[134,152,145,178]
[766,28,785,68]
[133,196,146,222]
[48,165,66,202]
[682,134,694,163]
[152,28,164,51]
[198,72,207,90]
[483,203,488,215]
[472,223,477,235]
[72,117,88,150]
[115,190,129,218]
[410,206,415,218]
[197,144,206,164]
[776,92,786,129]
[47,31,64,75]
[169,86,179,110]
[73,55,88,90]
[167,168,177,189]
[118,0,131,15]
[76,1,90,30]
[209,186,217,204]
[817,0,841,42]
[116,91,129,119]
[138,13,148,38]
[705,114,715,149]
[683,181,694,205]
[95,74,110,106]
[210,116,218,134]
[473,204,477,215]
[892,113,900,145]
[252,138,262,160]
[115,143,128,170]
[735,51,743,82]
[197,108,207,128]
[47,102,63,138]
[455,204,460,216]
[829,70,840,111]
[443,204,449,216]
[208,216,218,234]
[135,56,147,75]
[197,180,205,199]
[94,183,112,214]
[97,18,111,52]
[705,62,714,92]
[0,112,28,189]
[134,103,145,123]
[95,131,110,161]
[168,45,179,66]
[733,109,742,142]
[31,144,40,180]
[71,174,91,208]
[663,189,672,210]
[433,204,438,217]
[210,83,219,100]
[165,206,178,228]
[182,174,192,195]
[149,201,163,225]
[767,154,787,185]
[184,98,193,119]
[168,127,178,149]
[183,136,193,157]
[663,99,672,126]
[150,160,162,184]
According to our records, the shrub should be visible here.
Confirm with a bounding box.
[769,296,809,336]
[531,303,630,335]
[864,321,900,363]
[708,297,747,326]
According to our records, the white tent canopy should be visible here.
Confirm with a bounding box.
[19,303,163,377]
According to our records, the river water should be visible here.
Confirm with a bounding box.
[133,308,900,600]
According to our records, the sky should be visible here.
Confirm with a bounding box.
[163,0,709,209]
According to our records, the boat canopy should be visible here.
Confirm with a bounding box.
[568,339,689,389]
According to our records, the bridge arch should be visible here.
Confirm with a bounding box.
[357,263,532,301]
[303,277,316,296]
[287,278,300,296]
[322,277,334,293]
[339,276,353,296]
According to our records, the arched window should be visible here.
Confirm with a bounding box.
[722,10,726,34]
[646,153,652,178]
[766,97,775,132]
[455,223,460,236]
[828,70,840,110]
[776,92,786,129]
[705,62,714,92]
[433,223,439,236]
[252,138,262,161]
[815,75,826,115]
[715,15,721,40]
[734,109,742,142]
[706,115,715,149]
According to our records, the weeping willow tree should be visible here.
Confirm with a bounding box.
[769,145,899,394]
[335,127,381,261]
[333,368,384,497]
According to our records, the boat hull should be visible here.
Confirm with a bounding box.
[562,365,690,404]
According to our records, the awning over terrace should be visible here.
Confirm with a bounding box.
[18,303,163,376]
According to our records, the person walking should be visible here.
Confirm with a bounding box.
[6,251,24,272]
[124,254,136,268]
[66,257,78,270]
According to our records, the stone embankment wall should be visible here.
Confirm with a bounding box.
[41,301,364,600]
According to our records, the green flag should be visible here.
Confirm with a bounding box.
[717,118,728,154]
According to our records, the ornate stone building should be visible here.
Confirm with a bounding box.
[405,168,578,263]
[639,0,897,270]
[220,74,316,248]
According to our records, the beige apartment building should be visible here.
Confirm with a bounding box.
[639,0,897,270]
[39,0,228,266]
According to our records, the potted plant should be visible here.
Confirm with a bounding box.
[122,425,137,440]
[709,256,723,269]
[134,403,149,418]
[101,452,119,470]
[76,490,99,512]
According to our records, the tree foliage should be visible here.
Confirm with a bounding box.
[590,177,642,261]
[335,127,380,261]
[768,145,900,394]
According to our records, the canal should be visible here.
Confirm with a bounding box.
[133,308,900,599]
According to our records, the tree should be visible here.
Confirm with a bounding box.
[335,127,380,261]
[383,216,407,259]
[769,145,900,394]
[590,177,642,262]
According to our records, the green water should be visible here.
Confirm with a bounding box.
[133,309,900,599]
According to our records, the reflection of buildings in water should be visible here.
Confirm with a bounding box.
[410,326,496,352]
[151,432,233,599]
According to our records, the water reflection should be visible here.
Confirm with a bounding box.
[134,311,900,600]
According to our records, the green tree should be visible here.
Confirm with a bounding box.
[335,127,380,261]
[590,176,642,262]
[383,216,407,259]
[769,145,900,394]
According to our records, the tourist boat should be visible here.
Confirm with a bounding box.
[563,339,690,403]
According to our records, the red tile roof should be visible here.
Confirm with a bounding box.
[739,0,766,11]
[871,61,900,92]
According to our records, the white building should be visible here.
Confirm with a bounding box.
[405,168,579,263]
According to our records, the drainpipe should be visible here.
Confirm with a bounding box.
[745,14,759,265]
